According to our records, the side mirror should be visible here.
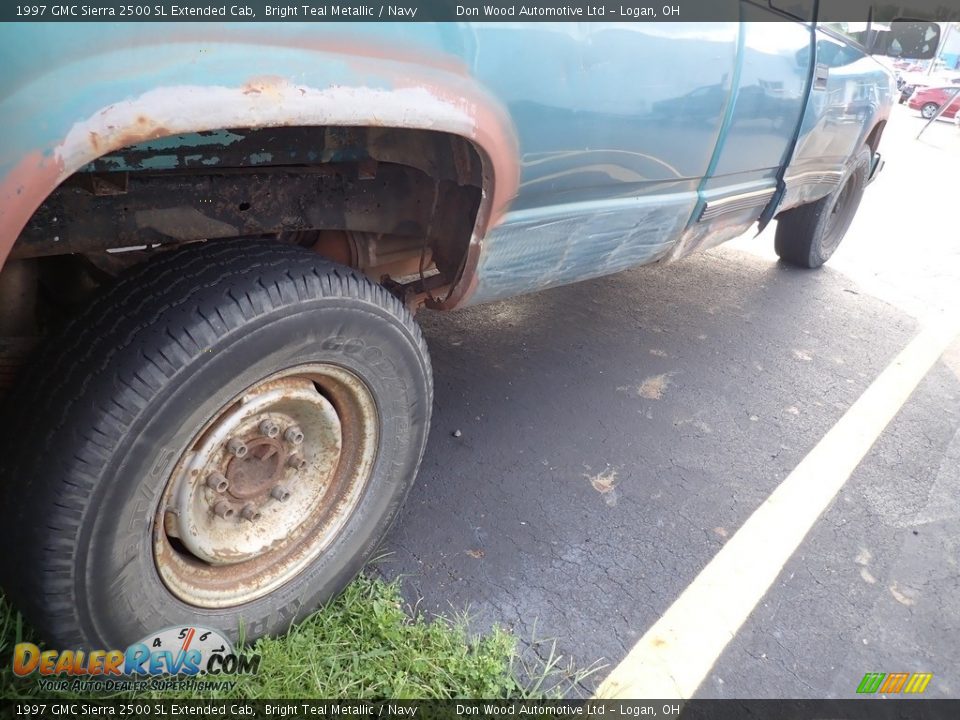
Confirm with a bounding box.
[870,19,941,60]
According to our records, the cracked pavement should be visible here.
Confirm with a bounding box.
[380,105,960,697]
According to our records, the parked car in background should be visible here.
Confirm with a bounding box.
[898,71,929,102]
[898,74,960,104]
[909,86,960,119]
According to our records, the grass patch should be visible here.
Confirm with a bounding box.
[0,575,593,699]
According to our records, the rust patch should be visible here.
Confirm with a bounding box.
[115,126,171,153]
[0,151,65,270]
[387,73,519,311]
[395,75,520,230]
[3,37,518,292]
[243,75,289,96]
[154,363,377,606]
[85,116,172,161]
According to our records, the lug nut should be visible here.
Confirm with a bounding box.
[226,438,248,458]
[213,501,235,519]
[241,503,261,522]
[284,426,304,445]
[259,419,281,438]
[270,485,292,502]
[286,453,307,470]
[205,472,229,493]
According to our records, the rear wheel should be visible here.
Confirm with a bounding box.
[921,102,939,119]
[0,240,432,648]
[774,147,871,269]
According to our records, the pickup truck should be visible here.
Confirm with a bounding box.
[0,16,939,649]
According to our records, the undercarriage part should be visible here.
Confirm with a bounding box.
[308,230,433,281]
[382,272,451,309]
[15,163,444,259]
[79,126,482,187]
[11,126,484,311]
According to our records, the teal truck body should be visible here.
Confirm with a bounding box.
[1,15,899,306]
[0,13,939,649]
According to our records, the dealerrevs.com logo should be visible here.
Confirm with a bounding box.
[13,626,261,681]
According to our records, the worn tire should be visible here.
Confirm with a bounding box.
[774,147,871,269]
[0,239,432,649]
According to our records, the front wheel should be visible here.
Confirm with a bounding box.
[0,240,433,649]
[774,147,871,269]
[921,102,940,119]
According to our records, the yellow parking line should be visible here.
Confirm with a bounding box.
[595,316,960,699]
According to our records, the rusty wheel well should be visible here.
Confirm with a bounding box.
[8,126,485,318]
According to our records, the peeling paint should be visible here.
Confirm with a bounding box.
[0,77,519,279]
[468,194,692,306]
[139,154,182,170]
[59,83,475,176]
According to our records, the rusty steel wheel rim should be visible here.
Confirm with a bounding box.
[153,364,378,608]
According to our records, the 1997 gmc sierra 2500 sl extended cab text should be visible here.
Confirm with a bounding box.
[0,13,940,648]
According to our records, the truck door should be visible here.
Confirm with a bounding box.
[783,22,894,212]
[461,15,744,303]
[670,0,815,259]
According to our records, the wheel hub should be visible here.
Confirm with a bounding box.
[165,380,344,567]
[226,437,286,500]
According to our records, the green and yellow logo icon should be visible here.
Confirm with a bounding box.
[857,672,932,694]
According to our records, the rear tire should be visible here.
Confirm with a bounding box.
[0,239,433,649]
[774,147,871,269]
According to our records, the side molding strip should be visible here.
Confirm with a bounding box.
[699,187,776,222]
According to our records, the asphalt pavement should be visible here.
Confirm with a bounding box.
[381,104,960,698]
